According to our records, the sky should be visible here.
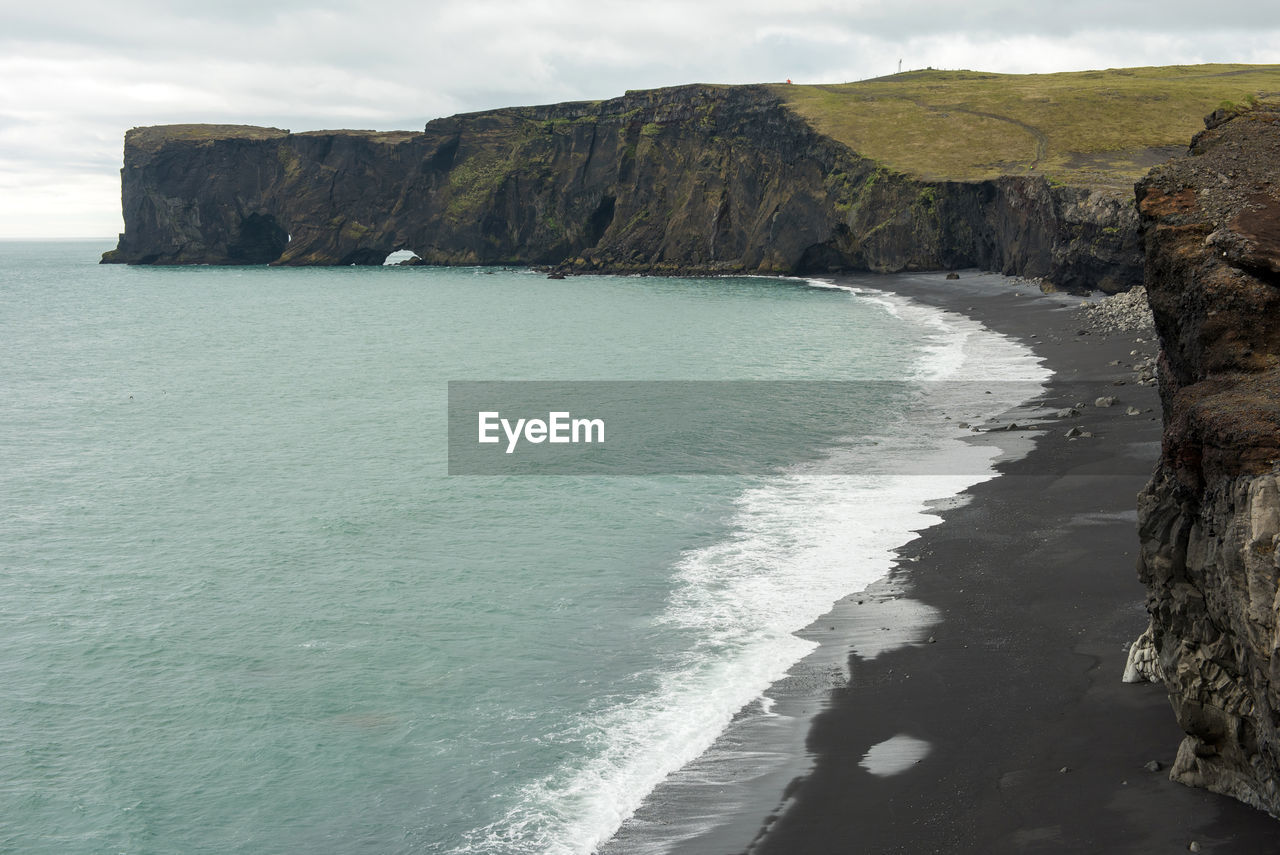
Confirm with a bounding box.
[3,0,1280,238]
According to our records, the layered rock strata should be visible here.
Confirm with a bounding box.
[1131,102,1280,814]
[102,85,1139,291]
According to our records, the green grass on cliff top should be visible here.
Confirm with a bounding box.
[772,64,1280,187]
[126,125,418,151]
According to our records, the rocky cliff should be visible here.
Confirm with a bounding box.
[1129,102,1280,814]
[101,84,1139,291]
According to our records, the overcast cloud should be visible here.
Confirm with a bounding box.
[3,1,1279,237]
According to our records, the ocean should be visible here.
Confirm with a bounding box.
[0,241,1047,854]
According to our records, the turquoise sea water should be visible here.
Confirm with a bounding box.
[0,242,1046,854]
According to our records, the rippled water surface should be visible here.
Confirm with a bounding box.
[0,242,1045,854]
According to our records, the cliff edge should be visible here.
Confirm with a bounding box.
[100,83,1139,290]
[1130,101,1280,814]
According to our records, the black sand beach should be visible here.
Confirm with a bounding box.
[739,273,1280,854]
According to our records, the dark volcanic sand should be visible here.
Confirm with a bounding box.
[742,273,1280,854]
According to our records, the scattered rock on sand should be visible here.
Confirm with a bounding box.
[1054,407,1080,419]
[1145,760,1163,772]
[1077,285,1155,333]
[1126,406,1142,416]
[1095,396,1117,407]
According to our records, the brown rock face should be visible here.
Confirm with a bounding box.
[101,85,1140,291]
[1134,103,1280,814]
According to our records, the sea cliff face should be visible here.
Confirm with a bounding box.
[101,85,1139,291]
[1131,103,1280,813]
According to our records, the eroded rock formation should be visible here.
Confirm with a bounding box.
[1132,102,1280,814]
[101,85,1139,291]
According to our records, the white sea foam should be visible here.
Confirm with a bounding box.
[455,278,1050,855]
[860,734,933,776]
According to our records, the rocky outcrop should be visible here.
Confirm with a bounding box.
[101,85,1139,291]
[1132,102,1280,814]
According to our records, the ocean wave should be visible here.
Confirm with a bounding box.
[454,278,1050,855]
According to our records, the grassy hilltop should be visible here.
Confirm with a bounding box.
[772,64,1280,187]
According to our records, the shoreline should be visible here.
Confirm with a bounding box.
[598,270,1052,855]
[736,271,1280,853]
[602,268,1280,854]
